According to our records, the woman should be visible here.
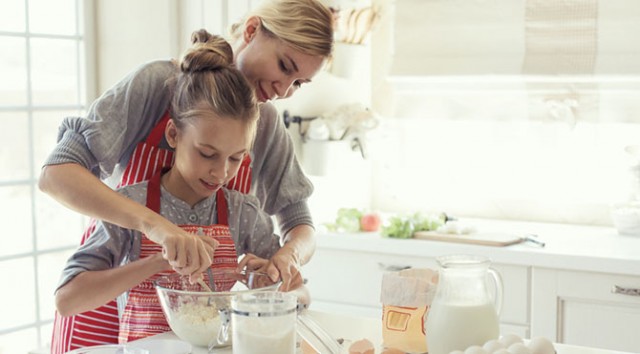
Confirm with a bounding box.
[40,0,332,286]
[42,0,332,351]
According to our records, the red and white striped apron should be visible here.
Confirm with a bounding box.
[51,110,251,353]
[118,167,238,342]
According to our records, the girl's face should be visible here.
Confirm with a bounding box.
[164,115,252,207]
[234,17,326,102]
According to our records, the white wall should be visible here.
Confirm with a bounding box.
[94,0,179,92]
[367,0,640,226]
[273,0,640,227]
[93,0,258,93]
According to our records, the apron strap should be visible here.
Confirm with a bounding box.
[146,167,167,213]
[216,188,228,225]
[147,166,229,226]
[146,110,171,147]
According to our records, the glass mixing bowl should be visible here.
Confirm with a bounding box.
[154,270,279,348]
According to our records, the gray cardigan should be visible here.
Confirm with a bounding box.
[44,59,314,234]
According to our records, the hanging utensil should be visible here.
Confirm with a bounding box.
[346,8,366,44]
[353,7,373,45]
[339,8,355,43]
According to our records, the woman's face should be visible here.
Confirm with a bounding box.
[234,17,326,102]
[164,115,251,206]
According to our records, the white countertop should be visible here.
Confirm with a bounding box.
[315,218,640,276]
[132,310,635,354]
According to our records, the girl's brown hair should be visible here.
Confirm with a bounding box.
[169,29,259,141]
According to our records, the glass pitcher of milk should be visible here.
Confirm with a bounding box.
[425,254,503,354]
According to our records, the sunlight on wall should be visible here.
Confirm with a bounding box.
[367,116,639,226]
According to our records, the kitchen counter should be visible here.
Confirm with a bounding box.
[132,310,636,354]
[316,218,640,276]
[303,218,640,352]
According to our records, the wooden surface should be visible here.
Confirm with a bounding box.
[413,231,524,247]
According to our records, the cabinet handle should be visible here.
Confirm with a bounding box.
[378,263,411,271]
[611,285,640,297]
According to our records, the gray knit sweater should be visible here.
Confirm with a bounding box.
[44,59,314,234]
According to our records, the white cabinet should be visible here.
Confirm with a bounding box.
[303,247,435,318]
[302,221,640,352]
[532,269,640,353]
[303,246,531,338]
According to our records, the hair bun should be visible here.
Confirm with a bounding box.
[181,29,234,73]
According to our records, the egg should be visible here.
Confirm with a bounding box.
[527,337,555,354]
[464,345,488,354]
[493,350,510,354]
[507,343,532,354]
[449,351,464,354]
[349,338,374,354]
[483,339,505,353]
[499,334,523,348]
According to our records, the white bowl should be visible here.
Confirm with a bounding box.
[611,202,640,236]
[65,345,149,354]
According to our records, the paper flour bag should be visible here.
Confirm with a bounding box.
[380,268,438,354]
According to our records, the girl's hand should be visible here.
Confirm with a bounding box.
[237,254,277,289]
[238,249,304,292]
[145,220,218,278]
[237,253,270,272]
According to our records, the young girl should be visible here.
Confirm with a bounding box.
[54,31,282,344]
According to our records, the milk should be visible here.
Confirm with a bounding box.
[425,303,499,354]
[232,317,296,354]
[230,292,297,354]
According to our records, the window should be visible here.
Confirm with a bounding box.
[283,0,640,227]
[0,0,92,352]
[359,0,640,226]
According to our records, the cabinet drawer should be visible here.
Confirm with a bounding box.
[558,271,640,352]
[303,248,530,325]
[556,270,640,304]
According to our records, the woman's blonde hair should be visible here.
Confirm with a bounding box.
[229,0,334,57]
[169,29,259,141]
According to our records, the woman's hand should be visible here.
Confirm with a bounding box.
[145,219,218,278]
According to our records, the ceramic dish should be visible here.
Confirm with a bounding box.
[129,339,192,353]
[65,339,192,354]
[65,345,149,354]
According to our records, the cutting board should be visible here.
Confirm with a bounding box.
[413,231,524,247]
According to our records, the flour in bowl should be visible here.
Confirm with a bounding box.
[168,298,222,347]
